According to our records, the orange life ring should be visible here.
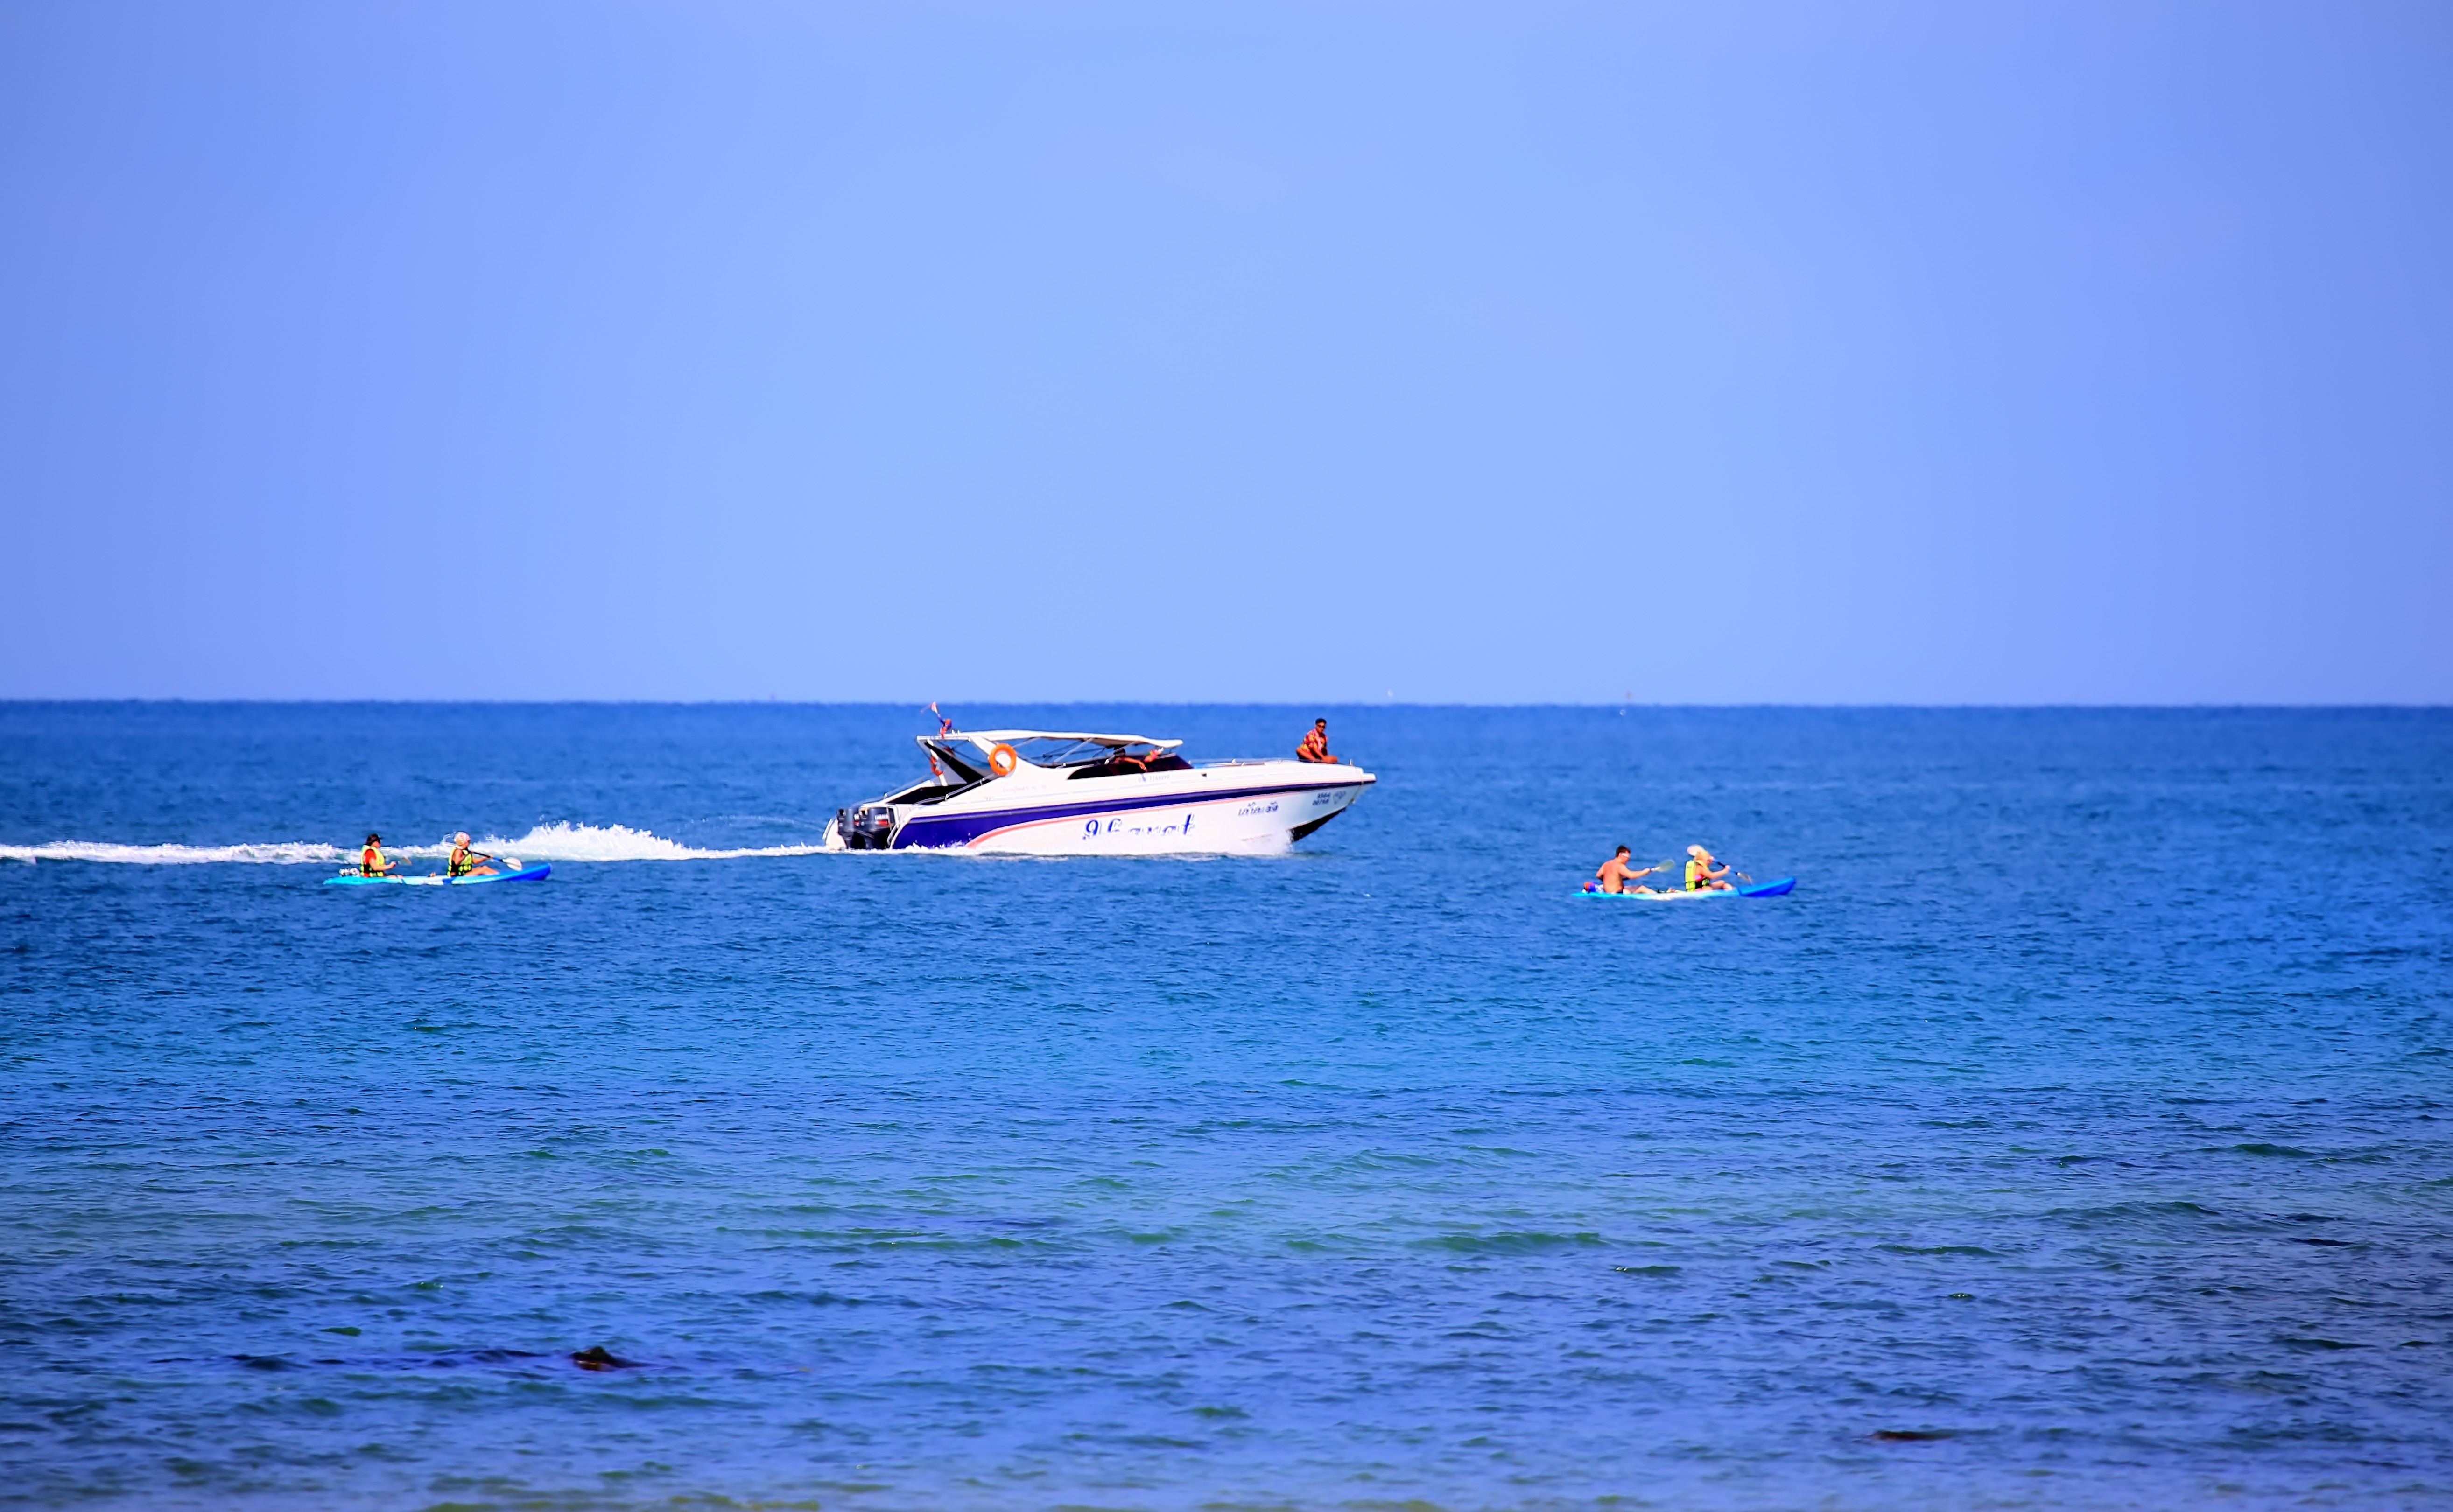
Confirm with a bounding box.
[988,743,1019,777]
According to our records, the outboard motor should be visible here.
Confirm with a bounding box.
[837,804,897,850]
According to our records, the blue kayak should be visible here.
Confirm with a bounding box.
[1576,876,1795,900]
[324,865,551,887]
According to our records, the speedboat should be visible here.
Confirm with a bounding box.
[827,729,1375,854]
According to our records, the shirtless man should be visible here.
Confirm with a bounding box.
[1593,846,1660,894]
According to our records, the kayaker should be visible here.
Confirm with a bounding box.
[1684,845,1734,891]
[446,833,499,878]
[1593,846,1660,895]
[1297,719,1333,763]
[358,832,394,876]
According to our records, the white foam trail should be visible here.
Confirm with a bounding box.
[0,823,825,865]
[445,822,826,862]
[0,840,350,866]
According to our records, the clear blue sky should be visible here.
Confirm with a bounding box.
[2,2,2446,703]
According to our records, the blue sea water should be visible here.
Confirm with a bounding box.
[2,703,2449,1512]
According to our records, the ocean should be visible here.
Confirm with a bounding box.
[2,703,2447,1511]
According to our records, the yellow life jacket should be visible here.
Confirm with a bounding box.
[361,845,383,875]
[1685,855,1708,889]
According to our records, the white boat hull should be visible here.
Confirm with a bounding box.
[957,775,1367,855]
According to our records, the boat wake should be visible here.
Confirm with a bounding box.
[0,840,353,866]
[460,822,826,862]
[0,822,827,866]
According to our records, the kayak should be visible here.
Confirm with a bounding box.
[324,865,551,887]
[1577,876,1795,899]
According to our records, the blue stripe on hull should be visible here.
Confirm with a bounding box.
[889,778,1364,850]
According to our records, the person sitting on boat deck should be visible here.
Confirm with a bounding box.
[1684,844,1734,891]
[1593,845,1660,895]
[1297,719,1334,763]
[358,832,395,876]
[446,832,499,878]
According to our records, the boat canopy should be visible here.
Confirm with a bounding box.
[919,730,1183,767]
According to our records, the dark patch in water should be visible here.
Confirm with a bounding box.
[572,1345,643,1371]
[1417,1230,1603,1254]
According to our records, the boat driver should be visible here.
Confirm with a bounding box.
[1684,845,1735,891]
[1593,846,1659,895]
[1297,719,1333,763]
[359,832,394,876]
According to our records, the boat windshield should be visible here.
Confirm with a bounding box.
[926,742,989,783]
[927,730,1186,770]
[883,729,1195,808]
[999,736,1162,767]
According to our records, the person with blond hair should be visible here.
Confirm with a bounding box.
[445,832,499,878]
[1683,845,1734,891]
